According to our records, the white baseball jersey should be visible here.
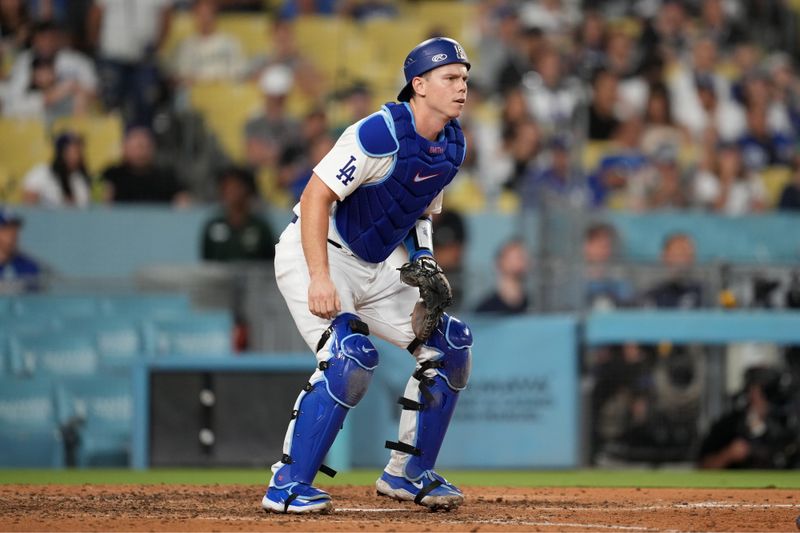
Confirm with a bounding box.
[276,121,441,361]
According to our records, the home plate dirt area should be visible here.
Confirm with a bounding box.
[1,484,798,532]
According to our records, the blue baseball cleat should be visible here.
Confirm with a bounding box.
[375,470,464,510]
[261,482,333,514]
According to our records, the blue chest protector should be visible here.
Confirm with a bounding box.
[334,102,466,263]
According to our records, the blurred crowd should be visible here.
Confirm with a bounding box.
[1,0,800,215]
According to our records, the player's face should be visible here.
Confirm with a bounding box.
[422,63,469,119]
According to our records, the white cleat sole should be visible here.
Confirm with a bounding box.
[261,494,333,514]
[375,478,464,511]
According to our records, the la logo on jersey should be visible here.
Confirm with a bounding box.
[336,155,357,185]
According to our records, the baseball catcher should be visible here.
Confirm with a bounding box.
[261,37,473,514]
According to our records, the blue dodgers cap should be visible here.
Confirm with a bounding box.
[398,37,471,102]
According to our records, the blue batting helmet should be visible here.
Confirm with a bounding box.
[397,37,471,102]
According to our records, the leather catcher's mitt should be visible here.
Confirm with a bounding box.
[399,256,453,341]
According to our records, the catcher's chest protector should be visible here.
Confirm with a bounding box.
[334,102,466,263]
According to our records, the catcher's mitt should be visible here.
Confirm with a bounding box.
[399,256,453,341]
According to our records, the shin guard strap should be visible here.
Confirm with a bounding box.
[385,440,421,456]
[284,493,299,512]
[319,464,337,478]
[414,479,443,505]
[397,396,423,410]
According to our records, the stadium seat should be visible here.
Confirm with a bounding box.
[9,332,99,377]
[12,294,101,318]
[160,9,194,62]
[100,293,191,319]
[144,312,234,356]
[189,81,262,162]
[0,164,23,204]
[0,378,64,467]
[51,114,124,177]
[582,141,615,172]
[217,13,271,57]
[761,166,792,207]
[293,16,356,82]
[55,375,132,467]
[360,18,426,84]
[63,317,146,369]
[0,118,52,184]
[410,1,476,45]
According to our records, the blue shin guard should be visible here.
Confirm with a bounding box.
[266,313,378,512]
[380,314,472,508]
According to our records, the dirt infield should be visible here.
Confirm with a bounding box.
[1,484,798,532]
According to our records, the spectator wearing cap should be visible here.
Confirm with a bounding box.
[693,142,765,215]
[588,118,649,208]
[101,126,189,205]
[244,64,302,173]
[0,209,41,293]
[22,131,91,207]
[201,166,276,262]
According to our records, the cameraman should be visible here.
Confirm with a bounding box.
[698,366,797,469]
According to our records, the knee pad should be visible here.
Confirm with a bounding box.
[385,314,472,479]
[275,313,378,486]
[421,313,473,391]
[320,312,379,408]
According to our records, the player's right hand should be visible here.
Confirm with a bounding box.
[308,275,341,319]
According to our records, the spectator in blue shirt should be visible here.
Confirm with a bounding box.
[0,208,42,293]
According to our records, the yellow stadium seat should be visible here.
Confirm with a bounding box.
[293,16,355,81]
[761,165,792,207]
[0,166,23,204]
[190,81,263,162]
[0,118,51,183]
[443,174,486,213]
[217,14,271,58]
[581,141,614,172]
[51,114,123,176]
[161,10,195,62]
[410,1,477,44]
